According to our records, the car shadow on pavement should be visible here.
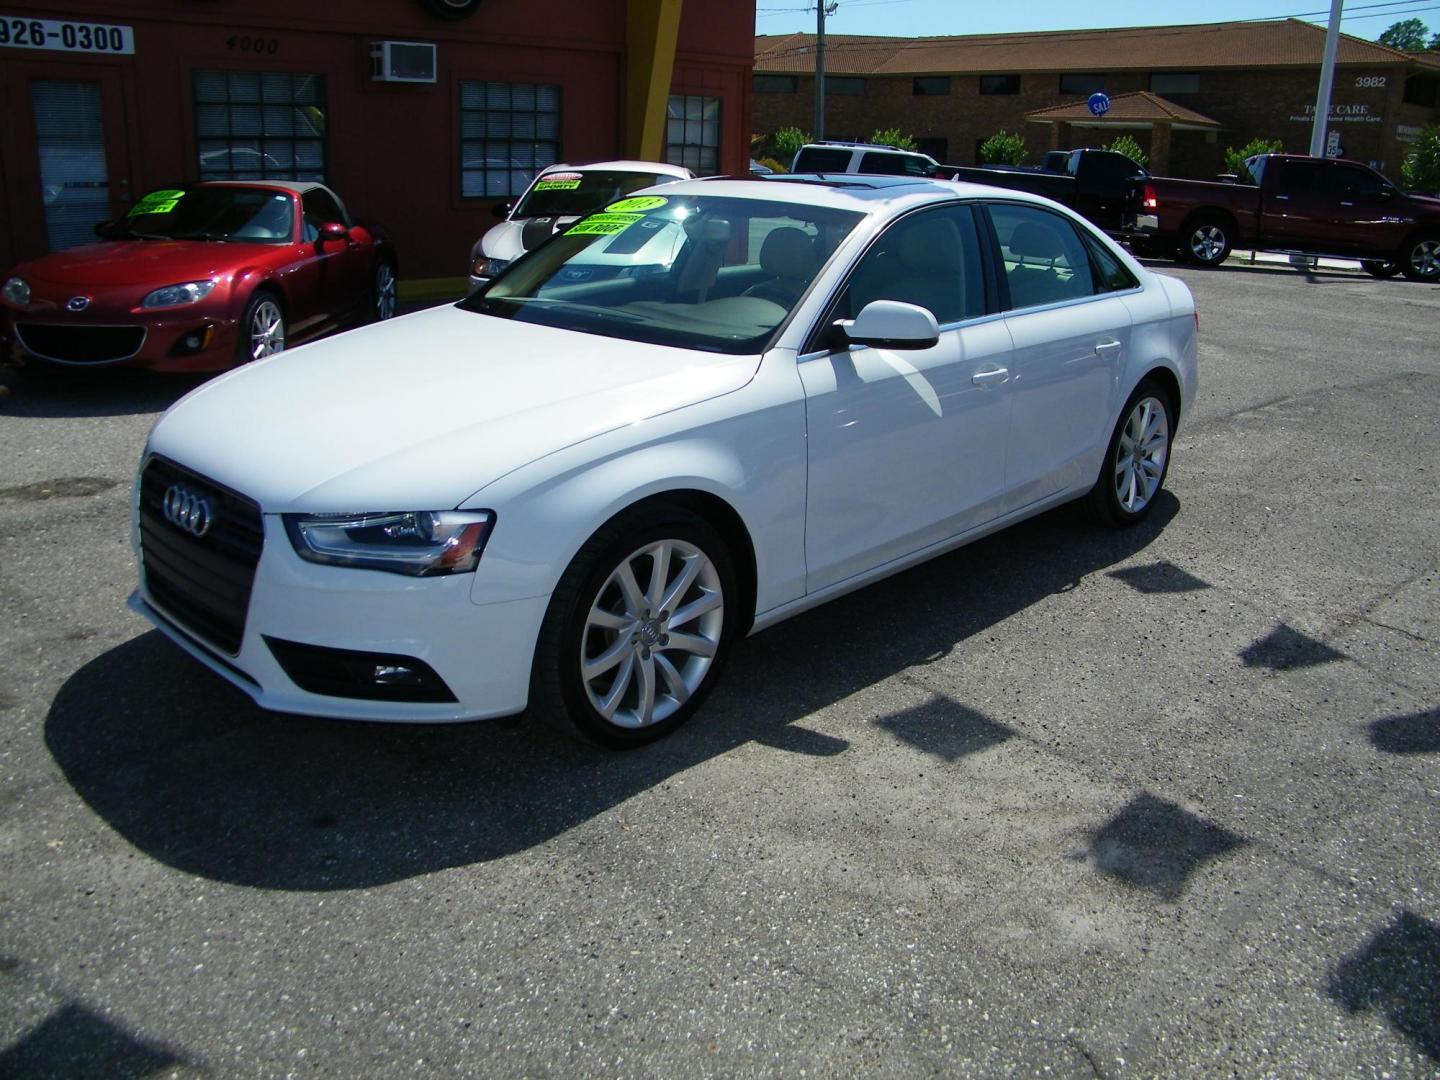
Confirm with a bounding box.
[0,363,209,418]
[45,494,1178,891]
[1328,909,1440,1062]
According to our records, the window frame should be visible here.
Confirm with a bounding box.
[754,74,798,94]
[665,93,722,174]
[913,76,952,96]
[457,79,562,201]
[1059,73,1107,96]
[825,76,866,96]
[1148,72,1201,95]
[192,69,328,183]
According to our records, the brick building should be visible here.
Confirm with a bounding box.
[754,19,1440,179]
[1,0,755,291]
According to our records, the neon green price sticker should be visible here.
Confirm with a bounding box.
[535,178,582,191]
[567,212,643,236]
[604,196,668,213]
[129,189,185,216]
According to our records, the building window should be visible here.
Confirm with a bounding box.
[825,76,866,96]
[1403,74,1438,107]
[1059,73,1106,95]
[1150,72,1200,95]
[980,74,1020,95]
[754,74,797,93]
[459,81,561,199]
[194,70,326,181]
[666,94,720,173]
[913,76,951,96]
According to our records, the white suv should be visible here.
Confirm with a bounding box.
[791,141,940,177]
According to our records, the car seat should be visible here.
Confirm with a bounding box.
[741,227,818,307]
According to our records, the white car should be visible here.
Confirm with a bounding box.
[468,160,692,292]
[131,176,1197,746]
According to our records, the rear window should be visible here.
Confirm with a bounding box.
[514,171,676,219]
[858,152,931,177]
[793,147,853,173]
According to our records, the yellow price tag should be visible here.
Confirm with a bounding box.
[129,190,185,216]
[535,178,582,191]
[604,196,668,214]
[567,212,643,236]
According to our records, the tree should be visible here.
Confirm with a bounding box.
[771,126,811,164]
[1104,133,1148,169]
[869,127,916,151]
[1224,137,1285,183]
[1430,31,1440,50]
[1402,125,1440,194]
[978,130,1028,166]
[1378,18,1429,51]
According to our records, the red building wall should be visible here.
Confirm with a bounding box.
[0,0,755,282]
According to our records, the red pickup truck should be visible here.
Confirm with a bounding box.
[1127,154,1440,281]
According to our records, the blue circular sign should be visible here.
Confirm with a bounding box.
[1088,92,1111,117]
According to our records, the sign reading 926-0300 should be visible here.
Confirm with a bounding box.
[0,15,134,54]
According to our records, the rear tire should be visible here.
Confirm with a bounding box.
[1361,259,1400,279]
[1399,233,1440,282]
[1178,215,1233,267]
[373,260,397,321]
[530,506,737,747]
[1085,380,1174,527]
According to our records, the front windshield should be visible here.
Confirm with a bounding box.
[512,171,679,219]
[122,187,295,243]
[459,194,866,355]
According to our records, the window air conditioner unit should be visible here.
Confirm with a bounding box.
[371,41,437,83]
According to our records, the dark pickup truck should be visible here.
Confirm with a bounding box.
[938,149,1147,234]
[1128,153,1440,281]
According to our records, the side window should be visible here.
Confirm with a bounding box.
[840,204,986,325]
[1080,231,1139,293]
[987,203,1100,311]
[1326,164,1384,199]
[794,147,853,173]
[859,152,908,175]
[1276,160,1326,193]
[301,188,345,241]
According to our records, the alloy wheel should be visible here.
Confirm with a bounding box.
[1189,225,1227,264]
[1113,396,1170,514]
[249,298,285,360]
[1409,239,1440,280]
[579,539,725,729]
[375,264,397,320]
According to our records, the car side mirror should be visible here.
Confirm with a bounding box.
[493,202,512,219]
[319,221,349,243]
[833,300,940,350]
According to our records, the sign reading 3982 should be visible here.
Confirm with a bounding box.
[0,15,135,54]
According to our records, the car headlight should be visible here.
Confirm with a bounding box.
[472,256,510,278]
[284,510,495,576]
[2,276,30,306]
[141,280,216,308]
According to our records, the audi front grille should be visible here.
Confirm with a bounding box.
[16,323,146,364]
[138,456,264,655]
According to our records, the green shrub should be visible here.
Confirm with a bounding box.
[1401,125,1440,194]
[1224,138,1284,183]
[1103,133,1148,169]
[755,156,787,174]
[772,126,811,163]
[869,128,917,151]
[978,131,1028,166]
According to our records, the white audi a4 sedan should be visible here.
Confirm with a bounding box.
[131,176,1197,746]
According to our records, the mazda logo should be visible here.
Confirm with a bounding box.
[66,296,90,312]
[162,484,215,538]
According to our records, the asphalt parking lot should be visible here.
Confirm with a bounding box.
[1,257,1437,1077]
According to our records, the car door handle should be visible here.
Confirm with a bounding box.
[1095,339,1122,357]
[1340,200,1354,207]
[971,366,1009,387]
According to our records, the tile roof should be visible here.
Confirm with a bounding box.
[1024,91,1222,127]
[754,19,1424,75]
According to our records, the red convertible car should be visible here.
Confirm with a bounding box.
[0,181,397,373]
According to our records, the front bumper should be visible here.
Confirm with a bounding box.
[4,307,243,373]
[131,515,549,723]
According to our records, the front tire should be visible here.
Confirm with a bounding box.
[531,507,737,747]
[1179,215,1233,267]
[236,291,285,364]
[1399,233,1440,282]
[1361,259,1400,279]
[1085,381,1174,527]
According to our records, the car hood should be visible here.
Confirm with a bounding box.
[480,217,584,262]
[18,238,278,288]
[147,305,761,511]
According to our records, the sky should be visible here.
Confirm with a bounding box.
[754,0,1440,41]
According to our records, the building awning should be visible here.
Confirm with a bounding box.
[1024,91,1222,131]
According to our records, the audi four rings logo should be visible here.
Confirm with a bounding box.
[162,484,216,538]
[66,296,90,311]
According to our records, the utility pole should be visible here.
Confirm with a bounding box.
[814,2,836,140]
[1308,0,1344,157]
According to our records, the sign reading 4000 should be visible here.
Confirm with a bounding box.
[0,15,135,54]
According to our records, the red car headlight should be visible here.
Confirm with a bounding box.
[142,280,216,308]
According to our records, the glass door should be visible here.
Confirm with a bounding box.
[32,80,112,251]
